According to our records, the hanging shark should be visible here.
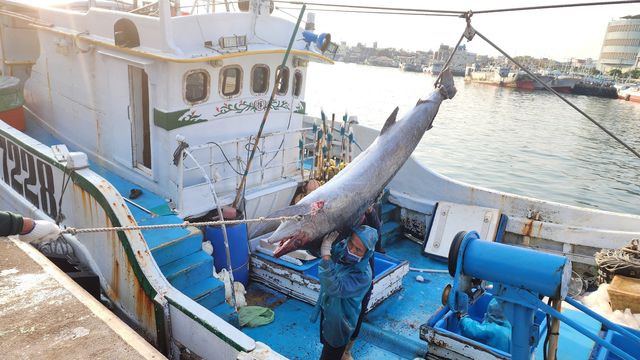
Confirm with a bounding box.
[251,69,456,257]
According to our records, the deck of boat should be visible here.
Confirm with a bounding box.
[242,238,449,359]
[0,237,164,359]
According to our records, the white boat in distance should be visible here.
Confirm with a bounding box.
[0,1,638,359]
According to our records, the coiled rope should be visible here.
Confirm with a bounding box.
[61,214,306,235]
[595,239,640,274]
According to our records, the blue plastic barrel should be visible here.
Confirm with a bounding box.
[205,223,249,286]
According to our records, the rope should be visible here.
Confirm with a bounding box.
[470,26,640,160]
[61,214,307,235]
[595,239,640,273]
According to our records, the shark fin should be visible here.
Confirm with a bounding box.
[248,202,311,238]
[380,107,399,135]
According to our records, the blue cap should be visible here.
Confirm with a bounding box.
[352,225,377,251]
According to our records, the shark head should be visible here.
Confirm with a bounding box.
[265,219,314,257]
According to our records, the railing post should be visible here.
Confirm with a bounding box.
[177,149,184,213]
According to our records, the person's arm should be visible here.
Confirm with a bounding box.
[0,211,28,236]
[459,316,492,341]
[319,260,370,298]
[318,231,370,298]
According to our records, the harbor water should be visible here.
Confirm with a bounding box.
[305,62,640,215]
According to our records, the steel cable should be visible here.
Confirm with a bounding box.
[471,27,640,160]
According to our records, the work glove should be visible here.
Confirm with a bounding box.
[320,231,339,257]
[20,220,61,243]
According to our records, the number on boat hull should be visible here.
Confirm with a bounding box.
[0,134,58,219]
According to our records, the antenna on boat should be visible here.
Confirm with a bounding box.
[232,4,307,208]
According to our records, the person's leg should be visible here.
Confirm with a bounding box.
[320,312,347,360]
[320,344,347,360]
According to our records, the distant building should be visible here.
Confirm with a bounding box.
[571,58,596,70]
[433,44,452,62]
[598,15,640,72]
[373,41,378,49]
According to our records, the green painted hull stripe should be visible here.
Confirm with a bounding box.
[167,297,246,352]
[0,128,248,352]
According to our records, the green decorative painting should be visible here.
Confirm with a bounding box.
[294,101,306,114]
[214,99,290,117]
[155,99,299,131]
[154,108,207,131]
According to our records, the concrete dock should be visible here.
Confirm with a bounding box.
[0,237,166,359]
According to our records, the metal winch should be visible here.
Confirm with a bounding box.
[441,230,639,360]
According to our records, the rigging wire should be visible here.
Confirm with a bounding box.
[272,0,640,17]
[275,6,461,17]
[471,26,640,160]
[473,0,640,14]
[272,1,464,15]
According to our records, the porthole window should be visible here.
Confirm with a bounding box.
[184,70,209,104]
[293,71,303,97]
[275,66,289,96]
[220,66,242,97]
[251,64,269,94]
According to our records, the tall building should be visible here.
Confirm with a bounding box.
[598,15,640,72]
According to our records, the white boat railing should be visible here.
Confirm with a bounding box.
[176,127,316,213]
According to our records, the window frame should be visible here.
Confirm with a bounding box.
[250,64,270,95]
[183,69,211,105]
[219,65,243,99]
[275,65,290,96]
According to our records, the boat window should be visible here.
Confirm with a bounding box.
[251,65,269,94]
[221,66,242,97]
[184,70,210,104]
[114,18,140,48]
[293,71,303,97]
[275,66,289,96]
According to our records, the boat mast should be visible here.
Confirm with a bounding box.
[159,0,182,54]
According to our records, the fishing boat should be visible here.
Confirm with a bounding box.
[618,84,640,102]
[464,65,514,87]
[0,1,639,360]
[400,62,423,73]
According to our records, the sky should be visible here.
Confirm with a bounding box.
[272,0,640,61]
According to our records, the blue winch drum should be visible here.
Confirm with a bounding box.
[462,237,571,298]
[205,223,250,286]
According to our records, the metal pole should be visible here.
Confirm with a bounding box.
[184,151,237,310]
[547,299,561,360]
[510,305,536,360]
[232,4,306,208]
[565,296,640,345]
[539,301,635,360]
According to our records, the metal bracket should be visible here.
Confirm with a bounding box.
[463,11,476,41]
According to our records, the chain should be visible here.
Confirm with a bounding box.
[61,214,307,235]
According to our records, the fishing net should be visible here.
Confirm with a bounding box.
[239,306,275,328]
[595,239,640,284]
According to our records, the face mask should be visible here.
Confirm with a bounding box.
[337,239,362,264]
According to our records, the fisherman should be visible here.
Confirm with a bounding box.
[342,204,383,359]
[317,225,377,360]
[458,298,512,353]
[0,211,61,243]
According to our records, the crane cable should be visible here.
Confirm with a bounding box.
[272,0,640,17]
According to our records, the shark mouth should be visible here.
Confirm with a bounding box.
[271,230,311,258]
